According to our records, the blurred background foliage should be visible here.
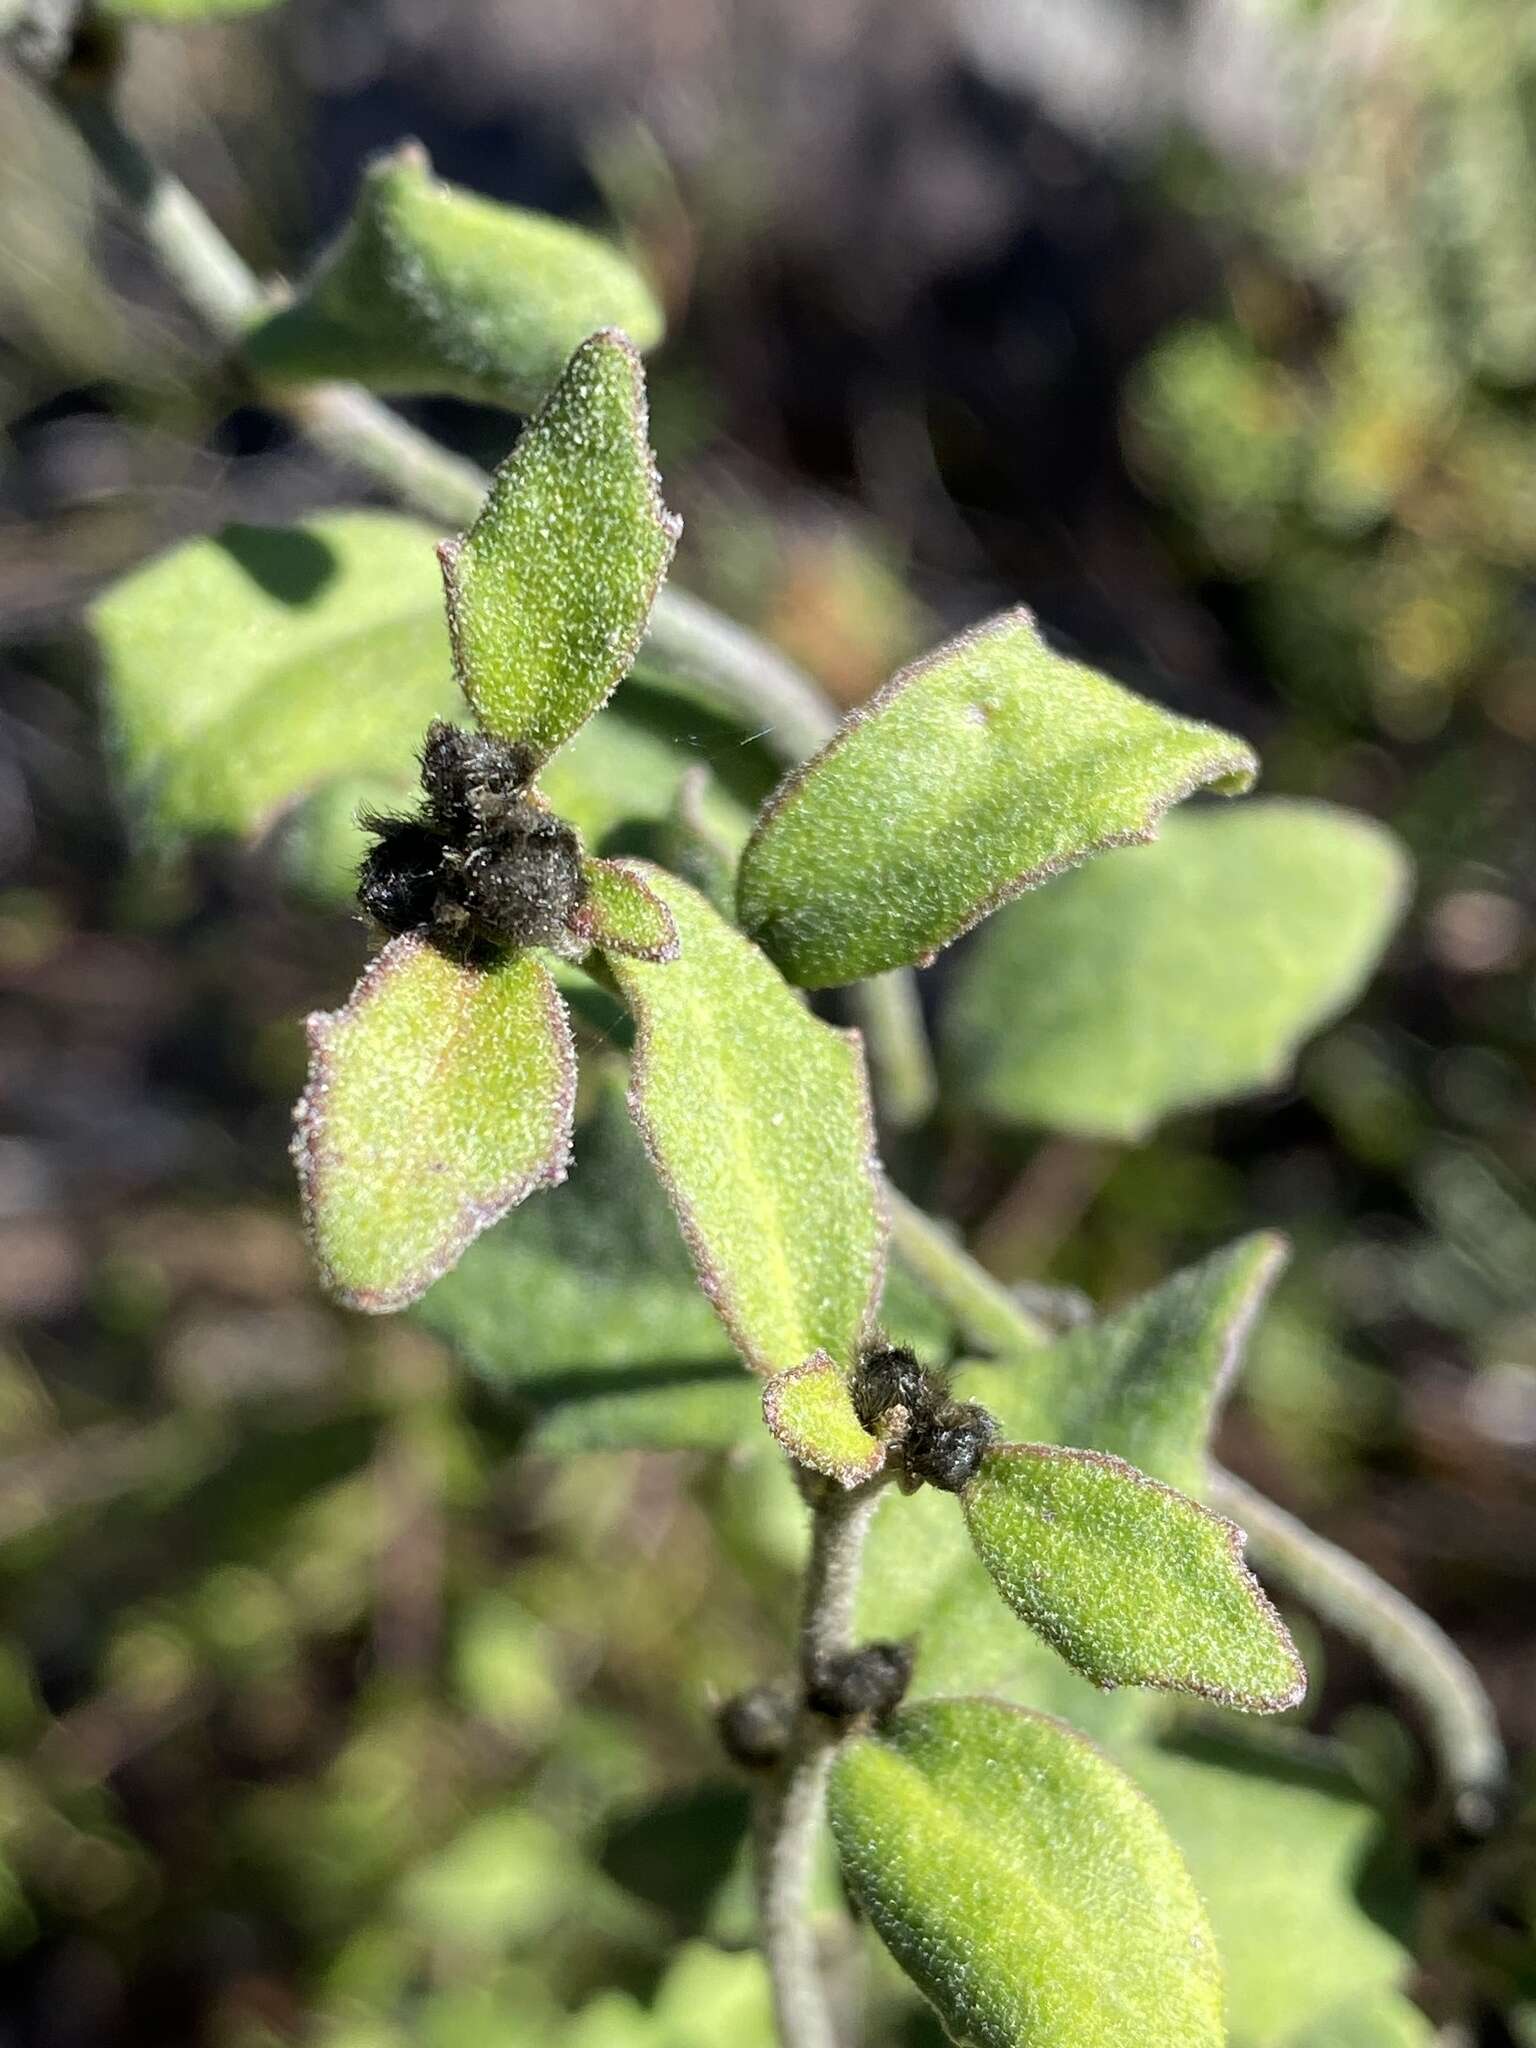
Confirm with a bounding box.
[0,0,1534,2042]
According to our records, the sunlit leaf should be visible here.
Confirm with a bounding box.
[92,513,451,844]
[573,858,679,962]
[828,1697,1224,2048]
[441,330,679,761]
[737,607,1256,986]
[962,1443,1304,1709]
[859,1236,1285,1733]
[761,1351,886,1485]
[944,800,1411,1139]
[294,938,574,1311]
[244,143,663,411]
[1125,1733,1419,2048]
[608,868,886,1376]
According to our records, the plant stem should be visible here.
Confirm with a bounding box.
[885,1185,1051,1352]
[757,1479,885,2048]
[851,972,938,1132]
[1210,1466,1508,1830]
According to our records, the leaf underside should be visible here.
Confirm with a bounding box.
[737,607,1257,987]
[294,938,575,1312]
[440,329,680,763]
[944,799,1411,1139]
[244,143,663,411]
[607,868,887,1377]
[828,1697,1224,2048]
[961,1443,1305,1710]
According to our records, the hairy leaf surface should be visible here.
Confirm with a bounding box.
[574,858,680,962]
[294,939,574,1311]
[609,870,885,1376]
[737,608,1255,986]
[761,1352,886,1484]
[441,330,679,761]
[962,1444,1304,1708]
[828,1697,1224,2048]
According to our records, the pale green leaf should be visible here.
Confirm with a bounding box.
[962,1443,1304,1709]
[1126,1734,1419,2048]
[945,800,1411,1139]
[608,869,886,1376]
[416,1067,733,1381]
[573,858,679,962]
[92,513,452,843]
[244,144,662,411]
[1284,1992,1433,2048]
[293,938,575,1312]
[737,607,1256,987]
[441,330,679,761]
[761,1352,886,1485]
[827,1697,1224,2048]
[965,1232,1290,1496]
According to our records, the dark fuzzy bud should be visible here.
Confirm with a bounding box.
[717,1685,796,1769]
[903,1399,998,1494]
[851,1344,931,1432]
[356,813,449,936]
[806,1640,914,1721]
[419,719,537,834]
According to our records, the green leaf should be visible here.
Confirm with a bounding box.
[857,1476,1146,1745]
[761,1352,886,1484]
[608,868,886,1377]
[966,1232,1289,1496]
[416,1066,733,1381]
[573,858,679,962]
[525,1367,758,1457]
[1125,1733,1419,2048]
[944,799,1411,1139]
[827,1697,1224,2048]
[859,1237,1285,1734]
[440,330,679,762]
[92,513,453,844]
[961,1444,1304,1709]
[293,938,575,1312]
[1284,1992,1434,2048]
[243,143,663,411]
[737,607,1256,987]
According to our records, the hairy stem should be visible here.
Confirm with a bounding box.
[885,1185,1051,1352]
[1210,1467,1507,1830]
[758,1479,885,2048]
